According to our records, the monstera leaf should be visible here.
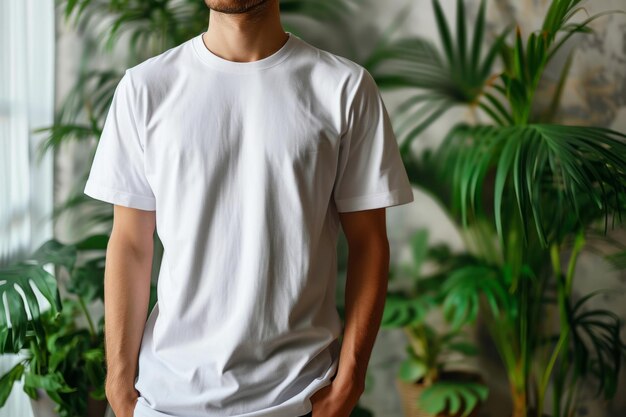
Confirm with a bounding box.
[440,264,511,330]
[0,261,62,353]
[0,234,109,354]
[382,291,437,328]
[419,380,489,417]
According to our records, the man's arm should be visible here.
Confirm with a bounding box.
[104,205,155,417]
[334,207,390,391]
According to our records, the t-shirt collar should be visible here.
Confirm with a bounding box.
[191,31,297,73]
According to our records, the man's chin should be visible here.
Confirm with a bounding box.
[204,0,270,14]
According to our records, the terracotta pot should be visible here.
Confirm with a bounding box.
[29,386,108,417]
[512,407,552,417]
[395,370,484,417]
[86,385,108,417]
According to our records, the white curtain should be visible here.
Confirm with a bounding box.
[0,0,55,416]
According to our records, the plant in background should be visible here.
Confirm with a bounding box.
[382,229,489,417]
[1,236,113,416]
[368,0,626,416]
[0,235,159,416]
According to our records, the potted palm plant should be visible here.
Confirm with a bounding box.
[368,0,626,416]
[382,229,489,417]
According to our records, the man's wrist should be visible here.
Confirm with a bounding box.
[105,372,137,397]
[331,367,366,397]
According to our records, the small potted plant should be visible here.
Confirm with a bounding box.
[2,299,107,417]
[382,229,489,417]
[0,236,156,417]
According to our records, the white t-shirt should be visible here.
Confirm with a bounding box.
[84,30,414,417]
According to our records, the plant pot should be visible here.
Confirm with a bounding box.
[29,388,58,417]
[29,386,108,417]
[395,370,484,417]
[86,385,108,417]
[511,407,552,417]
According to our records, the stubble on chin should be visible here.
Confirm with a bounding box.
[203,0,271,15]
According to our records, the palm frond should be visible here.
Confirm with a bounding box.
[370,0,513,154]
[435,123,626,249]
[496,1,624,125]
[541,0,587,44]
[546,9,626,63]
[569,289,626,399]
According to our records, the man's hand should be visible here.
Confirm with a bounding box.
[309,376,364,417]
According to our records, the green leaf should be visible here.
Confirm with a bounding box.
[0,262,62,353]
[432,0,455,68]
[448,342,479,356]
[382,292,432,327]
[399,358,428,382]
[30,239,77,272]
[436,123,626,250]
[73,234,110,251]
[455,0,467,75]
[0,363,25,407]
[372,0,510,154]
[469,0,486,78]
[410,229,430,275]
[419,381,488,416]
[23,371,76,394]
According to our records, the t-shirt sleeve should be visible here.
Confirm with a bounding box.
[83,69,156,211]
[332,67,414,213]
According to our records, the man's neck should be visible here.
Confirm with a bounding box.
[203,1,287,64]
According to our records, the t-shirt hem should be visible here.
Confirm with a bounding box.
[84,179,156,211]
[335,187,414,212]
[133,396,312,417]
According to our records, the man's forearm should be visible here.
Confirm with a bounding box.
[104,230,153,397]
[333,239,390,391]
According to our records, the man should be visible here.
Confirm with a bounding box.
[83,0,414,416]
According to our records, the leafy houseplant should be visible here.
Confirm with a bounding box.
[368,0,626,416]
[0,236,159,417]
[383,229,489,417]
[1,237,106,417]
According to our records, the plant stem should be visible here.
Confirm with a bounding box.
[520,275,529,405]
[537,324,569,416]
[77,296,97,338]
[485,310,525,416]
[563,371,580,417]
[551,231,584,417]
[549,243,561,283]
[565,231,585,295]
